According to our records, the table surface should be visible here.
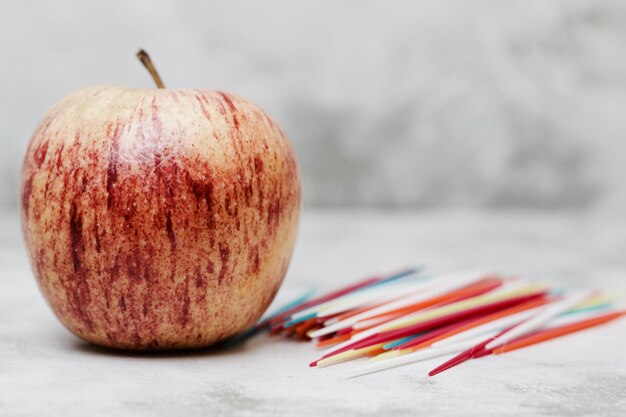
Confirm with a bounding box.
[2,210,625,417]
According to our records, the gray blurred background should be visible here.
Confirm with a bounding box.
[2,0,626,212]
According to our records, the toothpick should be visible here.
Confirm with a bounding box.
[485,291,593,350]
[494,310,626,354]
[346,333,498,378]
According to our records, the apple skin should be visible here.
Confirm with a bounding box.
[20,86,301,350]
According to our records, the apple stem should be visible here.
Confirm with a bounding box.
[136,49,165,89]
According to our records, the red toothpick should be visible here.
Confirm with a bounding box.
[493,310,626,354]
[363,277,503,323]
[336,327,353,335]
[392,315,488,351]
[428,310,626,376]
[327,291,546,357]
[397,295,551,351]
[428,292,596,376]
[427,328,508,376]
[268,267,419,327]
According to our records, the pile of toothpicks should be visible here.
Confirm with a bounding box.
[228,267,625,378]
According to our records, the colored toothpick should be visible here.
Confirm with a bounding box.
[493,310,625,354]
[428,292,597,376]
[226,264,625,378]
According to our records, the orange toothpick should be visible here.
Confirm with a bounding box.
[316,333,351,348]
[494,310,626,355]
[406,295,552,351]
[365,277,503,322]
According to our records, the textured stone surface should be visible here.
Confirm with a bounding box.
[20,87,300,349]
[2,210,625,416]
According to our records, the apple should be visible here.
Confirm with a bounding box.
[19,50,301,350]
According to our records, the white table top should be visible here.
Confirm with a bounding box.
[2,210,625,416]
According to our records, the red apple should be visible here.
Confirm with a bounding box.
[19,51,301,349]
